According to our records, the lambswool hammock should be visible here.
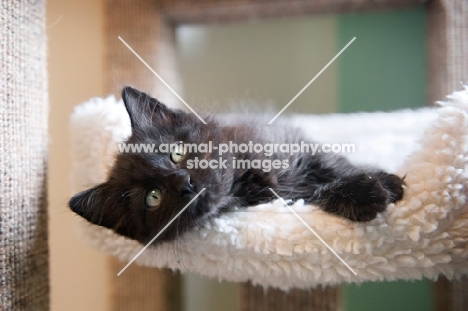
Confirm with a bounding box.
[70,87,468,290]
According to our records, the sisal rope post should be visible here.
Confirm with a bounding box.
[0,1,49,310]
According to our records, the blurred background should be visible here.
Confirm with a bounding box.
[47,0,430,310]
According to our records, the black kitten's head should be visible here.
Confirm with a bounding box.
[69,87,233,245]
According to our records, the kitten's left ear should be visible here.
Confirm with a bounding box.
[69,184,106,223]
[69,183,122,230]
[122,86,174,130]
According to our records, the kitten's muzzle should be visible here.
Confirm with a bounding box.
[169,170,196,198]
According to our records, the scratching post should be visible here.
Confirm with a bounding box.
[0,1,49,310]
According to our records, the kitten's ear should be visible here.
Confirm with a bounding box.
[69,183,120,229]
[121,86,174,130]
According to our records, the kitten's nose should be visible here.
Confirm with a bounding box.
[169,171,196,197]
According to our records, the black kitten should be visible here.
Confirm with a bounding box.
[69,87,404,245]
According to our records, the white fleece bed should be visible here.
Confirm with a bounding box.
[70,87,468,290]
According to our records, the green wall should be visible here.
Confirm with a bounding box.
[176,16,338,114]
[338,10,426,112]
[337,9,432,311]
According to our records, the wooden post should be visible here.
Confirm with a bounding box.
[104,1,182,310]
[427,0,468,104]
[427,1,468,309]
[241,283,340,311]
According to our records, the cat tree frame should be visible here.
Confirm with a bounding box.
[102,0,468,310]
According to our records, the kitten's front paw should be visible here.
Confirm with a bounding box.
[321,172,404,222]
[344,173,390,222]
[377,172,405,203]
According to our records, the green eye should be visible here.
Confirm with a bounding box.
[146,189,162,209]
[171,145,187,163]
